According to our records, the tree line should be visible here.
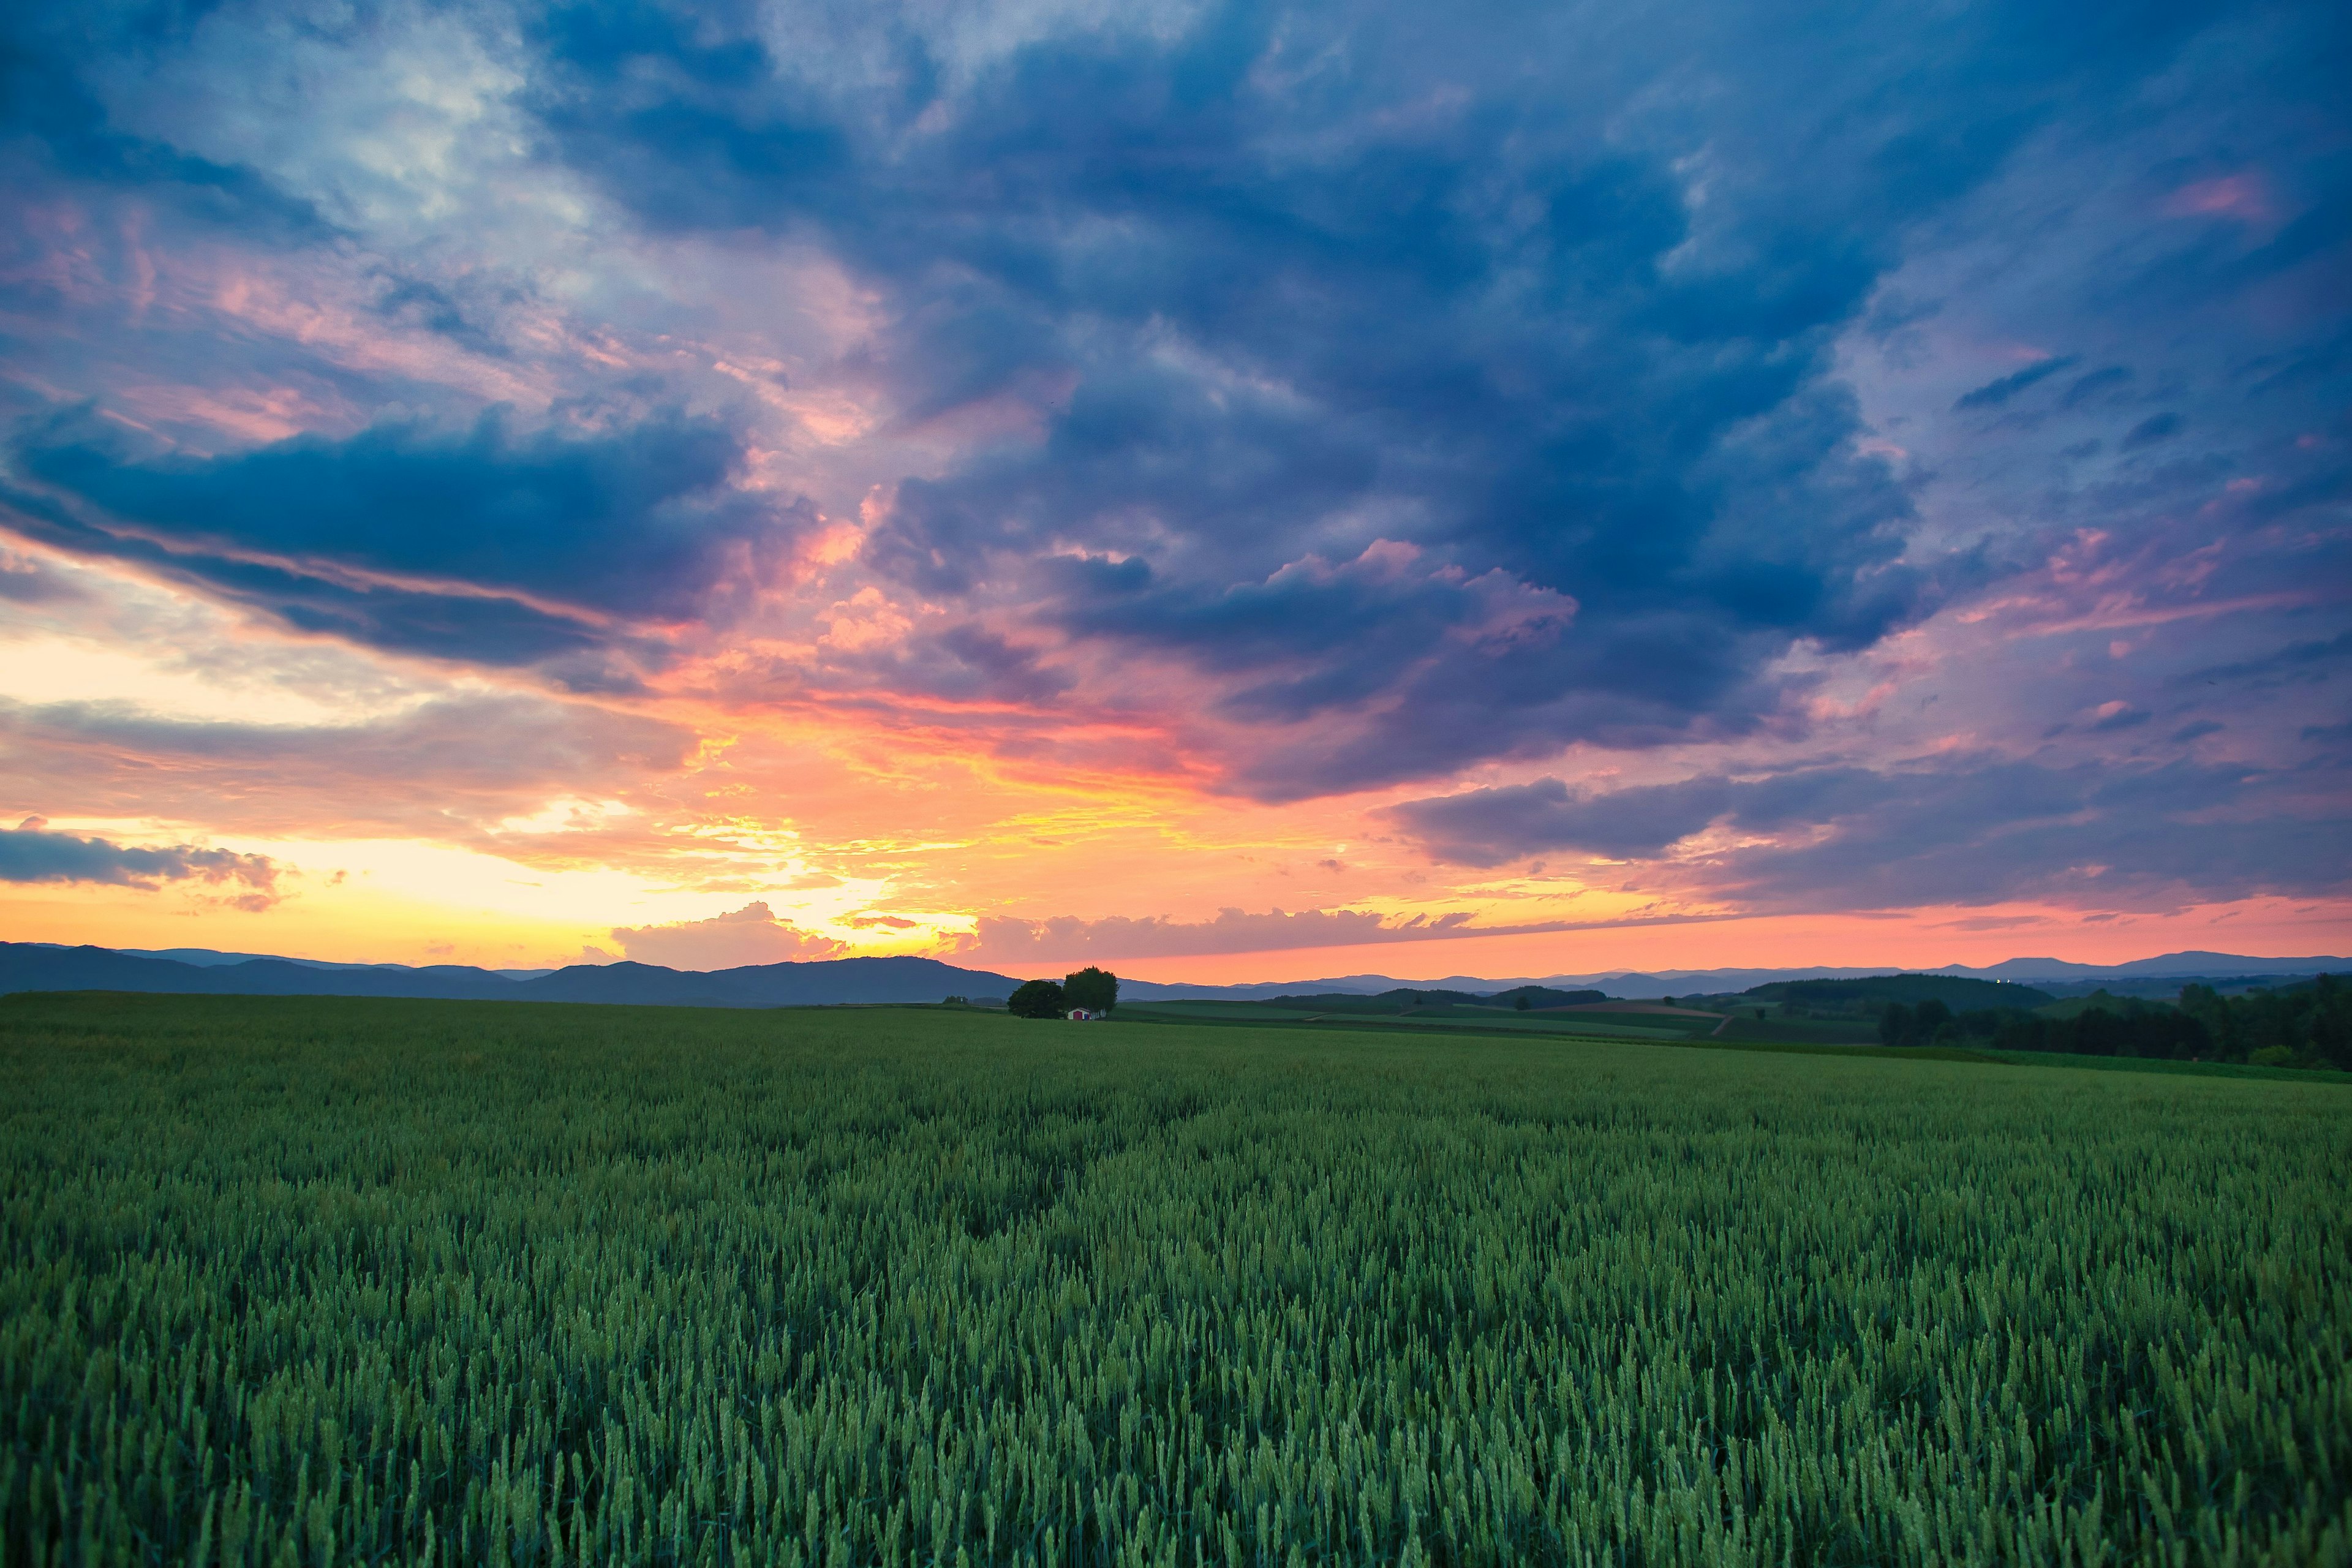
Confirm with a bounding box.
[1006,967,1118,1018]
[1877,976,2350,1069]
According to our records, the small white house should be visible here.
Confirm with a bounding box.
[1068,1008,1098,1022]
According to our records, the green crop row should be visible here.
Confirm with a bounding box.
[2,992,2348,1565]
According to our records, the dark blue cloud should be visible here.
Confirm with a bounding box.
[2176,630,2352,691]
[7,409,811,666]
[1390,769,1890,865]
[4,0,2345,833]
[2060,366,2133,408]
[526,0,850,235]
[0,818,279,898]
[807,622,1073,707]
[505,0,2247,791]
[1955,355,2082,410]
[366,271,519,360]
[1389,755,2348,908]
[0,11,328,238]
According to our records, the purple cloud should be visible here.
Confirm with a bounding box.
[1389,755,2349,910]
[0,0,2342,932]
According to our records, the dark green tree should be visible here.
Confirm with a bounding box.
[2310,974,2351,1068]
[2172,976,2345,1067]
[1879,1003,1915,1046]
[1515,994,1531,1011]
[1063,966,1118,1015]
[1008,979,1067,1019]
[1913,999,1951,1042]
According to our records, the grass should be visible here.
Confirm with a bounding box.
[1121,999,1704,1041]
[1114,999,1313,1021]
[4,990,2350,1565]
[1974,1047,2344,1082]
[1709,1014,1883,1045]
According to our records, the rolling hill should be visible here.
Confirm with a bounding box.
[0,944,1023,1008]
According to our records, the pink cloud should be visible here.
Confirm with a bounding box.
[609,901,848,968]
[946,905,1602,963]
[2162,174,2271,223]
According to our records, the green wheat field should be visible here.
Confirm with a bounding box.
[3,992,2348,1566]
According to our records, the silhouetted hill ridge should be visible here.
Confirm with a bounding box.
[0,944,1022,1008]
[2,943,2341,1009]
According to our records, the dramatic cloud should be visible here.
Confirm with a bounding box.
[0,0,2345,965]
[0,818,280,907]
[610,902,847,969]
[7,410,809,669]
[1390,755,2347,910]
[478,0,2342,799]
[0,9,329,238]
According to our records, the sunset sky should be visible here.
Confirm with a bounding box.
[1,0,2346,981]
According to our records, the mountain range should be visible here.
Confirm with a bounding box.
[0,944,1025,1007]
[1,942,2342,1009]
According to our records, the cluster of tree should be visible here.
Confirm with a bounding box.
[1754,974,2054,1019]
[1875,976,2349,1069]
[1264,986,1610,1016]
[1488,986,1610,1010]
[1007,967,1119,1019]
[2180,978,2351,1069]
[1377,989,1481,1009]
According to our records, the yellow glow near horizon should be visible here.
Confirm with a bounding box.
[15,820,916,960]
[5,576,2345,979]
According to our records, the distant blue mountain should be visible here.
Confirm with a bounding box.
[1135,954,2346,999]
[47,944,555,978]
[110,946,386,970]
[1,941,2338,1009]
[0,944,1024,1008]
[1943,951,2351,980]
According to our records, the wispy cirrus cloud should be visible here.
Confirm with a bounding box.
[0,692,698,841]
[1953,355,2082,410]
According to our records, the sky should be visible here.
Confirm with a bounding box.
[0,0,2346,981]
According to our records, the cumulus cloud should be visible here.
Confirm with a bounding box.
[609,902,849,970]
[0,818,281,905]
